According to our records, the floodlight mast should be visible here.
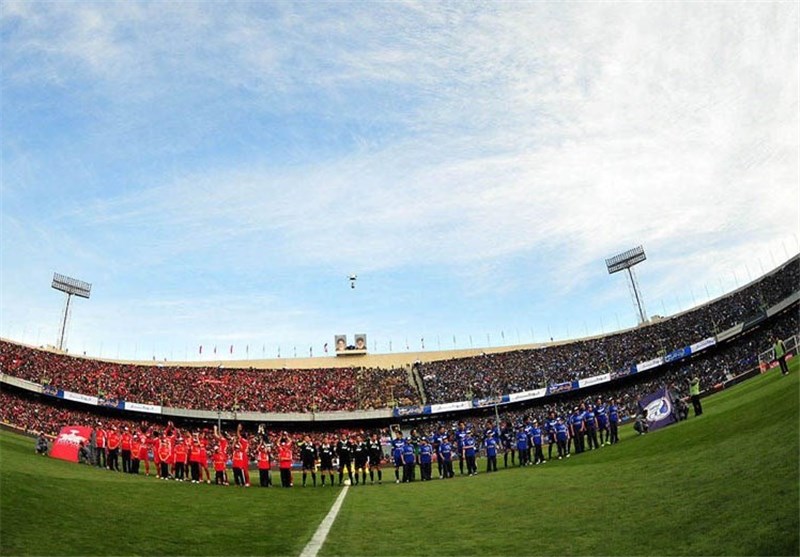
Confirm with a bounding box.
[605,246,648,325]
[51,273,91,351]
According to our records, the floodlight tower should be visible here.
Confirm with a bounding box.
[605,246,648,325]
[51,273,92,351]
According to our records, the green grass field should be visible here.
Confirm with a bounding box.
[2,364,798,556]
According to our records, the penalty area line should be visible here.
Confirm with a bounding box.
[299,484,349,557]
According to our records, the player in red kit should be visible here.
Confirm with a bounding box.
[232,443,247,486]
[157,436,171,479]
[199,433,211,484]
[189,434,203,483]
[213,426,230,486]
[173,439,187,481]
[120,427,133,473]
[236,426,251,487]
[106,427,121,471]
[130,434,141,475]
[95,424,106,468]
[212,445,227,485]
[137,431,151,476]
[278,432,294,488]
[256,441,272,487]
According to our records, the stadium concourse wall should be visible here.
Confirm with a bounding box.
[2,290,797,425]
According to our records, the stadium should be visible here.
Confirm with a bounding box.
[1,3,799,557]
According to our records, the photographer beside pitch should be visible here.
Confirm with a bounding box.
[773,336,790,376]
[688,376,702,417]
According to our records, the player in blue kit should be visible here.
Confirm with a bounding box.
[462,432,477,476]
[501,420,515,468]
[455,421,468,475]
[418,437,433,481]
[595,398,609,446]
[484,434,498,473]
[570,407,585,454]
[515,425,529,467]
[433,425,447,479]
[608,398,620,445]
[391,429,405,483]
[545,411,558,460]
[522,417,534,466]
[439,436,454,478]
[484,419,501,442]
[531,419,545,464]
[402,438,416,482]
[583,403,599,451]
[555,416,569,459]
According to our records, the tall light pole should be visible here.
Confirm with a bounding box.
[51,273,91,351]
[605,246,648,325]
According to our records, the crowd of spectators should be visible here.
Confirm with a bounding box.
[405,309,798,436]
[0,388,396,462]
[420,257,799,403]
[0,344,419,413]
[3,306,794,458]
[0,257,796,414]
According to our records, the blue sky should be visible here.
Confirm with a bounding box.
[1,2,798,361]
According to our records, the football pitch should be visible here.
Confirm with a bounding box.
[1,365,798,556]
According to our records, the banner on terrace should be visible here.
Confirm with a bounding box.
[472,395,509,408]
[42,385,61,397]
[612,367,636,380]
[50,425,93,463]
[638,387,677,432]
[124,401,162,414]
[429,400,473,414]
[547,381,576,395]
[62,391,98,406]
[392,405,431,418]
[664,347,691,364]
[97,397,125,410]
[508,388,547,403]
[578,373,611,389]
[689,337,716,354]
[636,356,664,373]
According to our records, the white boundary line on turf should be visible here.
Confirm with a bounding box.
[299,485,350,557]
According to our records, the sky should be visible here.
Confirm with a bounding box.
[1,1,798,361]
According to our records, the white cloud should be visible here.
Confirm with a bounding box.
[1,2,798,355]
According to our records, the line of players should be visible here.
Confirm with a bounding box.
[89,420,389,489]
[84,397,621,487]
[389,397,622,482]
[91,421,270,486]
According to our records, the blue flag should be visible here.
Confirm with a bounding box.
[638,387,678,431]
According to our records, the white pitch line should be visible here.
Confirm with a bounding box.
[299,485,350,557]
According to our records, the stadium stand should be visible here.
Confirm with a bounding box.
[0,345,419,413]
[419,256,799,403]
